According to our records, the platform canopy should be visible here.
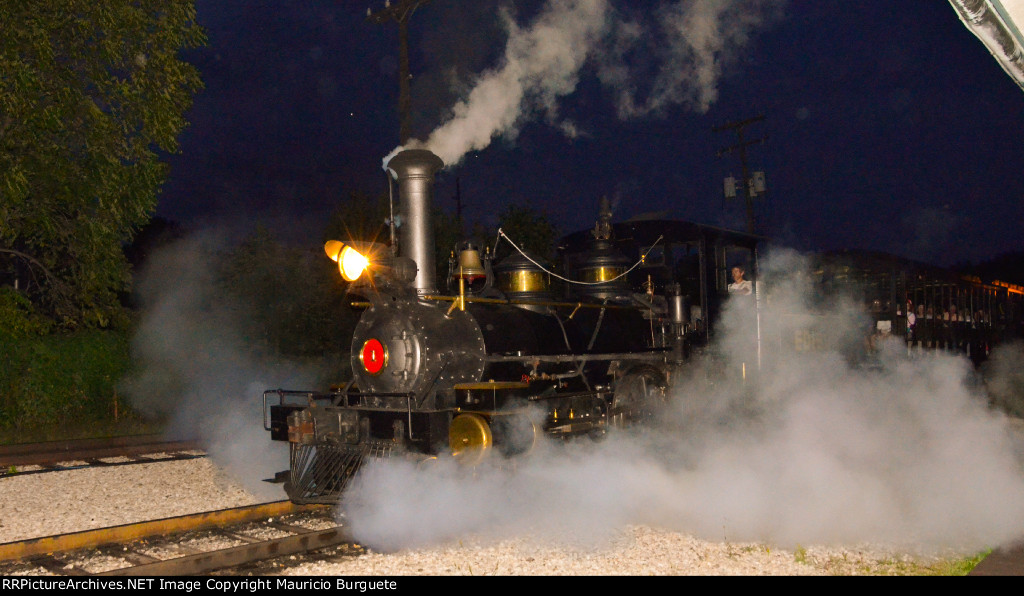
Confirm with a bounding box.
[950,0,1024,91]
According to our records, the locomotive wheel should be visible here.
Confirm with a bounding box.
[612,366,668,425]
[416,455,439,471]
[449,413,493,465]
[491,413,538,457]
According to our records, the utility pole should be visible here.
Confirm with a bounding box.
[714,115,767,234]
[367,0,434,146]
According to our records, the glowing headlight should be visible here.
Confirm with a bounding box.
[324,240,370,281]
[339,245,370,281]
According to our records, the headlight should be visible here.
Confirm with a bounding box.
[324,240,370,281]
[339,245,370,281]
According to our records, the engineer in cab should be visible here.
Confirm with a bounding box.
[728,265,753,295]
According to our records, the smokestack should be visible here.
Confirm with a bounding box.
[386,149,445,296]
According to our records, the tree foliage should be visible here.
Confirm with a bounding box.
[490,204,560,263]
[218,227,356,364]
[322,190,393,247]
[0,1,206,328]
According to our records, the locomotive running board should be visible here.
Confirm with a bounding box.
[486,350,668,363]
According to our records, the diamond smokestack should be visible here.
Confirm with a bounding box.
[386,149,445,296]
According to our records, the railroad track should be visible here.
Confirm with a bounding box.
[0,435,204,477]
[0,501,358,575]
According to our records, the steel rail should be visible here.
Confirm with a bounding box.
[97,526,352,576]
[0,435,202,468]
[0,501,322,562]
[1,451,206,479]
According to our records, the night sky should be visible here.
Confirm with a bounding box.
[156,0,1024,267]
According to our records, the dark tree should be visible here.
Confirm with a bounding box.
[0,1,206,328]
[491,204,560,263]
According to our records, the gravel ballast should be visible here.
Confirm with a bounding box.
[0,458,262,543]
[0,458,972,575]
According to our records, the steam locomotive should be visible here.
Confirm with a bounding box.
[263,148,763,504]
[261,149,1024,505]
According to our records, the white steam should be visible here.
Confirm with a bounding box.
[391,0,785,169]
[341,249,1024,554]
[982,341,1024,419]
[120,232,324,499]
[409,0,611,167]
[599,0,785,118]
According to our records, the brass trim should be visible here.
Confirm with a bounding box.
[449,413,492,465]
[453,381,529,390]
[499,270,549,293]
[580,266,626,283]
[418,295,634,310]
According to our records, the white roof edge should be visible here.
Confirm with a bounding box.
[949,0,1024,91]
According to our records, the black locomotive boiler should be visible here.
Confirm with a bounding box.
[263,149,739,505]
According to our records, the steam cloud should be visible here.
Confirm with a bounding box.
[119,232,325,499]
[598,0,785,118]
[390,0,785,168]
[341,249,1024,555]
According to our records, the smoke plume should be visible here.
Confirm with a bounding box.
[391,0,786,169]
[341,249,1024,555]
[982,341,1024,419]
[409,0,610,167]
[119,231,328,499]
[598,0,785,118]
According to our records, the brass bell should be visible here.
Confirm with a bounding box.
[454,246,486,281]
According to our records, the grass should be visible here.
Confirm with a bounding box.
[0,415,165,445]
[814,549,990,576]
[794,545,808,564]
[923,550,990,576]
[723,540,991,575]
